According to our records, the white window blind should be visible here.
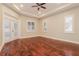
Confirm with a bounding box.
[27,21,35,32]
[65,16,73,33]
[44,21,47,32]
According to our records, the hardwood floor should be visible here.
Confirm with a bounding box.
[0,36,79,56]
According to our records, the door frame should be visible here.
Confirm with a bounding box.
[2,13,21,43]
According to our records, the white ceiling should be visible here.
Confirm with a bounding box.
[4,3,79,19]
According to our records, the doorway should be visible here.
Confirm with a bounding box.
[3,14,20,43]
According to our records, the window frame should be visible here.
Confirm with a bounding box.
[64,15,74,33]
[43,20,47,32]
[26,20,35,32]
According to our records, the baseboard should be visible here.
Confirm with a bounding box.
[20,35,79,44]
[18,35,40,39]
[0,43,4,51]
[41,35,79,44]
[0,35,79,51]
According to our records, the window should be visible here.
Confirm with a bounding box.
[3,17,11,39]
[65,16,73,33]
[27,21,35,32]
[44,21,47,32]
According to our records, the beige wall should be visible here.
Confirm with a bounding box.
[19,16,40,38]
[41,7,79,42]
[3,5,19,19]
[0,5,3,47]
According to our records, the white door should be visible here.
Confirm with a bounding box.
[3,15,20,43]
[3,15,11,43]
[11,18,20,40]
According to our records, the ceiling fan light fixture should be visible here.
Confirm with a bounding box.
[38,11,41,14]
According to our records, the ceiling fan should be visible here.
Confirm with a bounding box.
[32,3,46,11]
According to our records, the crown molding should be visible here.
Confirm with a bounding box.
[3,4,79,19]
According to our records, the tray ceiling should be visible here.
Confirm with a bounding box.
[3,3,79,18]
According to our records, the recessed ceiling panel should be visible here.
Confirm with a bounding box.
[4,3,79,18]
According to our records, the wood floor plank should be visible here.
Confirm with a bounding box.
[0,36,79,56]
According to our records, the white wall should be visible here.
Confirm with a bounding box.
[41,7,79,42]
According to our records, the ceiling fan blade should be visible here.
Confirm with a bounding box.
[32,5,38,7]
[36,3,40,6]
[40,3,46,5]
[37,8,40,11]
[41,6,46,9]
